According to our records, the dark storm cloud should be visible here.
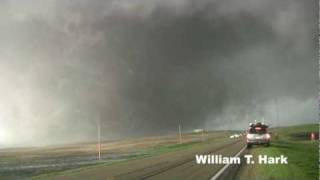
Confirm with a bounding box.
[0,0,317,146]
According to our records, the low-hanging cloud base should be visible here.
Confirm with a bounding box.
[0,0,317,147]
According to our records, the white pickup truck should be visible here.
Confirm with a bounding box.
[246,122,271,148]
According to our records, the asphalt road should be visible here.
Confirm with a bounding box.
[43,138,246,180]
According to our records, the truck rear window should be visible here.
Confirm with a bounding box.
[249,127,267,134]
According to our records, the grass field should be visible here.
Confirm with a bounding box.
[238,124,318,180]
[0,131,235,179]
[33,134,244,180]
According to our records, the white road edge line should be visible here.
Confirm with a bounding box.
[210,145,247,180]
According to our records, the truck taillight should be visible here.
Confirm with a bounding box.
[266,133,271,139]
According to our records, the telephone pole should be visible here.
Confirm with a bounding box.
[97,119,101,160]
[178,124,182,144]
[201,129,204,141]
[275,97,279,127]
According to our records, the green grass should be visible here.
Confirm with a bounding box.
[33,135,228,179]
[145,141,207,155]
[250,124,318,180]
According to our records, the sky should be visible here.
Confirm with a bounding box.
[0,0,317,147]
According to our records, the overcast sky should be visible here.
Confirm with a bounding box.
[0,0,317,147]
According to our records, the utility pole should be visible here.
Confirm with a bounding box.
[201,129,204,141]
[275,97,279,127]
[97,119,101,160]
[246,112,249,123]
[178,124,182,144]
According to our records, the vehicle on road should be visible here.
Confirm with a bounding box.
[229,134,240,139]
[246,122,270,148]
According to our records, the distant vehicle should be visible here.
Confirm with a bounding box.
[193,129,204,133]
[246,122,270,148]
[229,134,240,139]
